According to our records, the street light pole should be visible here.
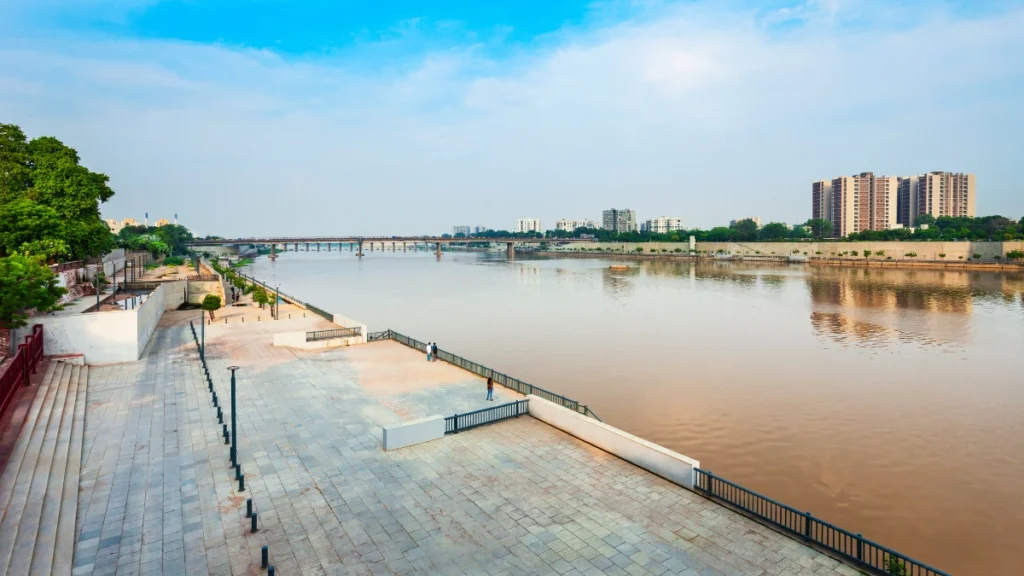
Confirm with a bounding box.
[275,285,280,320]
[95,273,100,311]
[229,366,239,467]
[200,309,205,361]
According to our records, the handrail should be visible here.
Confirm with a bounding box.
[306,327,361,341]
[0,324,44,426]
[368,329,598,421]
[694,469,950,576]
[445,400,528,434]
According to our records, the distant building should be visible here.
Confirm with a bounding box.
[730,217,762,228]
[602,209,637,233]
[105,218,139,234]
[817,171,973,236]
[473,226,490,234]
[515,219,542,234]
[555,219,597,232]
[452,225,471,236]
[642,217,684,234]
[155,218,171,227]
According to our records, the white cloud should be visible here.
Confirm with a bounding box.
[0,2,1022,236]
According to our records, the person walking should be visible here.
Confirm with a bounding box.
[426,342,432,362]
[432,342,438,362]
[486,377,494,401]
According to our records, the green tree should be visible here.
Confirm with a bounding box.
[729,219,759,241]
[252,286,269,309]
[760,222,789,240]
[915,214,936,226]
[201,294,222,320]
[0,198,64,258]
[805,218,833,239]
[0,254,66,328]
[0,124,32,201]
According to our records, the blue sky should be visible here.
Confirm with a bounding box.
[1,0,1022,236]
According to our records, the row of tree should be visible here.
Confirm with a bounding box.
[449,216,1024,243]
[113,223,194,257]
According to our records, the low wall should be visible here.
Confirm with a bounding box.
[382,416,446,451]
[272,331,361,349]
[527,395,700,490]
[188,280,222,305]
[332,314,368,344]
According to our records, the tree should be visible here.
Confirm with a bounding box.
[915,214,936,226]
[0,124,115,261]
[252,286,269,309]
[805,218,834,239]
[0,198,64,258]
[201,294,222,320]
[729,219,759,241]
[760,223,789,240]
[0,254,66,328]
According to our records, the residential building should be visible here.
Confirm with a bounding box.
[871,176,899,231]
[155,218,171,227]
[812,181,832,223]
[642,217,684,234]
[897,176,920,228]
[473,226,490,234]
[105,218,139,234]
[729,217,762,228]
[602,209,637,233]
[452,225,471,236]
[555,219,597,232]
[515,219,542,234]
[916,172,976,220]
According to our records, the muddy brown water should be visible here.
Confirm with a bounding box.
[250,251,1024,574]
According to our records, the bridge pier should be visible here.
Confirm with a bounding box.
[269,244,277,260]
[403,242,406,252]
[305,242,309,251]
[506,242,515,260]
[294,243,299,252]
[435,242,442,257]
[357,240,364,257]
[391,242,395,252]
[317,243,320,251]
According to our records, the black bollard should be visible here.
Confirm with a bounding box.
[239,474,245,492]
[251,512,258,533]
[235,463,241,480]
[246,498,253,518]
[268,566,274,576]
[262,546,268,569]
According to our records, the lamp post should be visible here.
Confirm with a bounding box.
[275,285,280,320]
[95,271,101,311]
[228,366,239,467]
[200,309,205,361]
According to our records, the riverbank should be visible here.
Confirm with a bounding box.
[531,249,1024,271]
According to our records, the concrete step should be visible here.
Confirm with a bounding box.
[0,362,57,488]
[51,365,86,576]
[28,364,80,576]
[0,362,71,576]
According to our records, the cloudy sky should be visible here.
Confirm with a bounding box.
[1,0,1021,236]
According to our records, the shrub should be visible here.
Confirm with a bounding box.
[164,256,185,266]
[905,252,917,258]
[875,250,884,257]
[635,247,644,252]
[815,251,822,255]
[994,255,1002,260]
[850,250,859,257]
[863,250,872,258]
[792,249,800,254]
[972,253,982,259]
[958,255,964,259]
[886,256,892,260]
[673,248,682,253]
[938,253,946,259]
[1007,250,1024,260]
[886,556,909,576]
[649,248,657,253]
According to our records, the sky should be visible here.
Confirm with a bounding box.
[1,0,1022,237]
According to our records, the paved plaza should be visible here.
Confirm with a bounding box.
[70,311,862,575]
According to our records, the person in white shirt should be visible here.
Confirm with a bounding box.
[426,342,432,362]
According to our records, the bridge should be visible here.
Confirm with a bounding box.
[188,236,595,259]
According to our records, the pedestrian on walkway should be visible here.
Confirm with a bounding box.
[432,342,438,362]
[486,377,494,401]
[426,342,432,362]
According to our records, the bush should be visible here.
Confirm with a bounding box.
[994,255,1002,260]
[905,252,917,258]
[886,556,909,576]
[938,253,946,259]
[850,250,859,257]
[635,247,643,252]
[164,256,185,266]
[863,250,872,258]
[815,251,822,255]
[1007,250,1024,260]
[673,248,682,253]
[972,253,982,259]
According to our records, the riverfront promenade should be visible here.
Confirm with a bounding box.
[63,311,860,575]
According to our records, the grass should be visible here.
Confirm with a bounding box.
[231,258,255,268]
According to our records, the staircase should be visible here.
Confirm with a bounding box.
[0,360,88,576]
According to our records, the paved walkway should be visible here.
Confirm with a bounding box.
[72,319,860,576]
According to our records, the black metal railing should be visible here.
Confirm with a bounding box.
[693,469,950,576]
[373,329,599,421]
[306,327,362,341]
[305,303,334,322]
[445,400,529,434]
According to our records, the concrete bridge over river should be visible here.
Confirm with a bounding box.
[189,236,595,259]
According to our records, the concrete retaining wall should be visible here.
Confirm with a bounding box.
[527,395,700,490]
[382,416,446,451]
[332,314,368,344]
[556,240,1024,262]
[272,331,361,349]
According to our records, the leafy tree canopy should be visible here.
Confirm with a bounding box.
[0,123,115,261]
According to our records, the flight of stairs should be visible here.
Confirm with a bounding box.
[0,360,88,576]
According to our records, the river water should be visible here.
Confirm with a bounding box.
[250,249,1024,574]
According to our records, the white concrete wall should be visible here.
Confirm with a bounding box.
[527,395,700,490]
[17,309,140,364]
[135,284,165,356]
[273,331,361,349]
[332,314,368,344]
[162,280,187,311]
[382,416,446,451]
[187,281,222,305]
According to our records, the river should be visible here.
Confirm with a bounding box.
[250,249,1024,574]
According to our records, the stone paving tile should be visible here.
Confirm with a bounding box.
[70,318,859,575]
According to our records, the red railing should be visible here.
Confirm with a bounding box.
[0,325,44,424]
[48,261,84,273]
